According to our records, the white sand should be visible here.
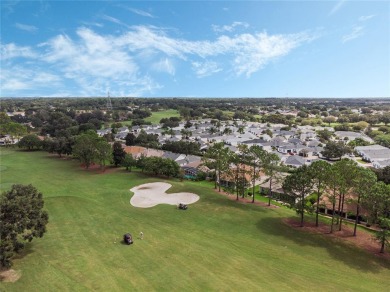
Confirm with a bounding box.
[130,182,200,208]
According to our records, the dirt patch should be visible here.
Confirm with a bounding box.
[214,189,279,208]
[0,269,21,283]
[283,218,390,260]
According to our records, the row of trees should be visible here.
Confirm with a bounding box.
[203,143,283,203]
[283,159,390,252]
[17,132,182,178]
[204,142,390,253]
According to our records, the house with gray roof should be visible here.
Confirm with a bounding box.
[162,152,186,161]
[334,131,373,143]
[372,159,390,169]
[355,145,388,155]
[97,128,112,137]
[284,155,306,168]
[359,148,390,162]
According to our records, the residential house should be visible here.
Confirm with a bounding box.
[372,159,390,169]
[284,155,306,168]
[355,145,390,162]
[97,128,112,137]
[334,131,373,143]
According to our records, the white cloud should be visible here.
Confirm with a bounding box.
[2,25,316,96]
[0,67,62,93]
[359,15,375,21]
[0,43,37,60]
[15,22,38,32]
[342,26,364,43]
[124,7,155,18]
[152,58,175,75]
[115,26,314,77]
[212,21,249,33]
[329,0,347,16]
[192,61,222,78]
[80,21,104,28]
[100,14,130,28]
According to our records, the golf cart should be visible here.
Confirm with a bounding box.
[123,233,133,245]
[178,203,188,210]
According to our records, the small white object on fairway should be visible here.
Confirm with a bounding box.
[130,182,199,208]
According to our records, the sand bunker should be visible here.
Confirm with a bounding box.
[130,182,200,208]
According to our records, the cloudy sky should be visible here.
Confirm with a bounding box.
[1,0,389,98]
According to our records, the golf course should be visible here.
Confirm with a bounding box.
[0,148,389,291]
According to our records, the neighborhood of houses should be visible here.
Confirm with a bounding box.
[96,119,389,221]
[96,119,390,172]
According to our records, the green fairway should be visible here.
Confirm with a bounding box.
[121,109,180,127]
[0,148,389,291]
[145,109,180,124]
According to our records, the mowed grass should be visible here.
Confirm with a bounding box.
[0,148,389,291]
[144,109,180,124]
[121,109,180,127]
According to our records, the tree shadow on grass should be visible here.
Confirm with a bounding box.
[11,243,35,261]
[256,216,390,273]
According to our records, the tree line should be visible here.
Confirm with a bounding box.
[204,142,390,253]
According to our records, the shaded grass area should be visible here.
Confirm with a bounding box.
[0,148,389,291]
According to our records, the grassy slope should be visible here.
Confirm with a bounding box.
[0,149,389,291]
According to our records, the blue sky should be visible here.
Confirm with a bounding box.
[1,0,389,98]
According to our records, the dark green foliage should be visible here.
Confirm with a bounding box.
[95,140,112,169]
[160,117,180,128]
[308,160,331,227]
[41,112,77,137]
[0,184,49,267]
[162,140,200,155]
[125,133,136,146]
[347,137,370,148]
[121,154,136,171]
[352,168,377,236]
[374,134,390,148]
[203,142,232,192]
[112,141,126,167]
[316,129,333,142]
[132,130,159,148]
[375,218,390,253]
[143,157,180,177]
[72,133,100,169]
[44,136,74,157]
[283,165,314,227]
[18,134,42,150]
[334,124,350,131]
[321,141,350,160]
[373,166,390,185]
[132,108,152,119]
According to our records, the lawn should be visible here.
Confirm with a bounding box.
[0,148,389,291]
[120,109,180,127]
[144,109,180,124]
